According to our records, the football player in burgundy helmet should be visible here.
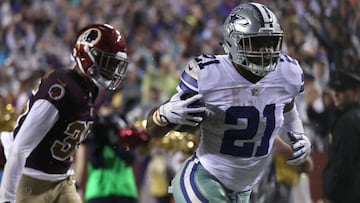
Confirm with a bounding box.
[145,2,311,203]
[0,24,129,203]
[72,24,129,90]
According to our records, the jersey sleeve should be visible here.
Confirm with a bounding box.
[279,55,305,97]
[177,58,200,94]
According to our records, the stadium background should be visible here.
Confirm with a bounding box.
[0,0,359,202]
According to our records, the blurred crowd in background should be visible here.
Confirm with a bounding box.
[0,0,359,203]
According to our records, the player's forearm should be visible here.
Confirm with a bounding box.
[145,107,172,137]
[279,103,305,144]
[0,147,27,202]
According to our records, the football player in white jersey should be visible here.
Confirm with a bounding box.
[145,2,311,203]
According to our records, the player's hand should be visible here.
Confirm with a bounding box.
[286,131,311,165]
[296,156,313,174]
[155,93,206,126]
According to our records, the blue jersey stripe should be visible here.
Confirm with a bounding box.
[181,71,198,88]
[179,82,198,94]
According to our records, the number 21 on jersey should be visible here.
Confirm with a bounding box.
[220,104,275,157]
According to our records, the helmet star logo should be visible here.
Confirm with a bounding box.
[229,13,239,23]
[229,13,249,25]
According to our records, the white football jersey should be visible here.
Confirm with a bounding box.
[177,54,304,192]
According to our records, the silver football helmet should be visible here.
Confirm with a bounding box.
[222,3,283,76]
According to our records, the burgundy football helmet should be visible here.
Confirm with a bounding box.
[72,24,129,90]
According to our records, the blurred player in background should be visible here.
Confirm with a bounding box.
[81,102,148,203]
[0,23,129,203]
[145,2,311,203]
[323,70,360,203]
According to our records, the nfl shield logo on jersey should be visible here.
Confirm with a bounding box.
[251,88,259,96]
[24,186,32,195]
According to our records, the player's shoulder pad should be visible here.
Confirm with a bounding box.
[184,57,201,80]
[41,69,69,101]
[184,54,222,78]
[278,54,304,88]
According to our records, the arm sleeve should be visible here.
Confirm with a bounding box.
[0,99,59,202]
[278,103,305,144]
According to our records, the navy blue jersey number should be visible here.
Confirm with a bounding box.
[220,104,275,157]
[194,55,220,69]
[279,54,297,66]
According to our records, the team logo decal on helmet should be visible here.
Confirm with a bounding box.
[76,28,102,48]
[229,13,250,27]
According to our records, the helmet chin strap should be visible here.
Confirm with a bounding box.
[93,76,111,89]
[240,58,269,77]
[251,70,267,77]
[85,67,112,89]
[247,63,268,77]
[229,52,270,77]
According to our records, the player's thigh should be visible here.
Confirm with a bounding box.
[54,176,82,203]
[171,155,230,203]
[16,175,81,203]
[16,175,54,203]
